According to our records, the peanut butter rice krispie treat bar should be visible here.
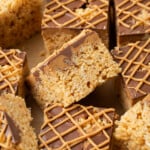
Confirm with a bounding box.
[113,94,150,150]
[114,0,150,45]
[0,0,42,48]
[112,39,150,109]
[42,0,110,55]
[27,29,120,107]
[39,103,117,150]
[0,94,38,150]
[0,48,29,97]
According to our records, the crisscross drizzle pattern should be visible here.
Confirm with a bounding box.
[39,104,115,150]
[112,39,150,100]
[0,48,25,95]
[116,0,150,35]
[42,0,108,29]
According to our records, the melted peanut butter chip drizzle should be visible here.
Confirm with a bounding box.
[116,0,150,35]
[0,48,25,95]
[39,104,116,150]
[112,39,150,100]
[42,0,108,30]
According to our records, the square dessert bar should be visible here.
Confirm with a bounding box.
[39,103,116,150]
[114,0,150,45]
[0,0,42,48]
[112,39,150,109]
[27,29,120,108]
[113,94,150,150]
[0,48,28,97]
[42,0,109,55]
[0,94,38,150]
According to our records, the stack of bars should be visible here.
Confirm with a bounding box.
[0,48,38,150]
[111,0,150,149]
[0,0,149,149]
[0,0,43,149]
[42,0,110,55]
[27,25,120,149]
[42,0,150,55]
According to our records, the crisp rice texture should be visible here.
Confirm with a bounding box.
[42,0,109,55]
[0,94,38,150]
[39,103,116,150]
[0,0,42,48]
[27,29,121,108]
[114,94,150,150]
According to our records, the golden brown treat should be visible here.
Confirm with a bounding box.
[42,0,109,55]
[0,94,38,150]
[112,39,150,110]
[0,0,42,48]
[114,0,150,46]
[113,94,150,150]
[39,103,116,150]
[0,48,29,97]
[27,29,121,108]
